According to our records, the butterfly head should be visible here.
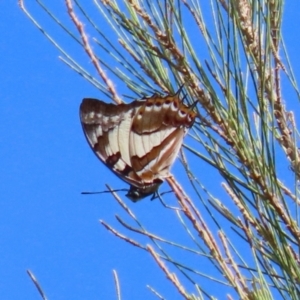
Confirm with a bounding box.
[126,180,163,202]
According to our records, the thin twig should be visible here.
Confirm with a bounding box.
[26,270,48,300]
[65,0,122,103]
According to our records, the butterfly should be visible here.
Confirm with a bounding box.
[80,91,197,202]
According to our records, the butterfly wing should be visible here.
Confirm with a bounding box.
[80,94,196,201]
[80,98,143,188]
[129,94,196,184]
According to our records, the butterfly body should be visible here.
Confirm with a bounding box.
[80,93,196,202]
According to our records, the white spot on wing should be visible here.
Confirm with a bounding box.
[113,158,127,172]
[105,142,113,157]
[159,127,175,145]
[171,102,178,111]
[163,102,170,109]
[159,129,185,170]
[95,126,103,138]
[102,116,109,125]
[153,105,161,112]
[129,127,176,160]
[108,127,119,155]
[111,115,120,124]
[146,129,171,172]
[117,111,133,166]
[179,110,186,117]
[130,132,146,158]
[89,130,98,146]
[145,105,152,112]
[136,128,185,178]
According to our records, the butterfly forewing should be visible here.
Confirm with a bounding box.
[80,93,196,201]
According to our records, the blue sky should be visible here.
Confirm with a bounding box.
[2,2,201,299]
[1,1,300,300]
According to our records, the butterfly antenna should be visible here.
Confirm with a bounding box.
[181,93,188,103]
[176,85,193,105]
[153,191,183,211]
[81,189,128,195]
[175,83,186,96]
[189,99,198,110]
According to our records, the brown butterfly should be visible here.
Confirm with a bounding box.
[80,91,197,202]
